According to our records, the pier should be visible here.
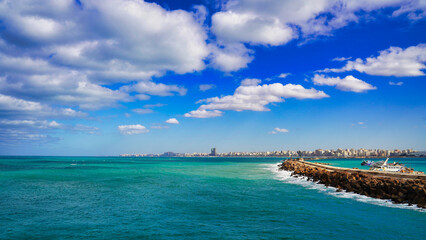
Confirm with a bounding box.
[278,159,426,208]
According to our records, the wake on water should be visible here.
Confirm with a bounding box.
[262,163,425,212]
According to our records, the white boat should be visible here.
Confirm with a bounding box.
[370,158,405,172]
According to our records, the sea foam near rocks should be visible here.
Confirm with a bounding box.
[262,163,426,212]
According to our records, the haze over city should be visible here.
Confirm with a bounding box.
[0,0,425,155]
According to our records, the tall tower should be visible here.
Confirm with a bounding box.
[210,148,217,156]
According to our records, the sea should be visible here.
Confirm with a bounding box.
[0,156,425,239]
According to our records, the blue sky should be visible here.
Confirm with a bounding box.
[0,0,425,155]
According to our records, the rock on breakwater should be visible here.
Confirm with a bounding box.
[278,159,426,208]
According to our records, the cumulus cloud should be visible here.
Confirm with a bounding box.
[209,43,253,72]
[270,127,289,134]
[165,118,179,124]
[0,0,209,77]
[185,81,328,118]
[122,81,187,97]
[197,83,328,112]
[389,81,404,86]
[184,109,223,118]
[211,11,295,46]
[199,84,216,92]
[241,78,261,86]
[0,0,209,123]
[322,44,426,77]
[0,93,86,118]
[0,73,131,110]
[313,74,377,93]
[209,0,426,71]
[213,0,426,41]
[118,124,149,135]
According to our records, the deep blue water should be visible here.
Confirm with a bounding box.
[0,157,425,239]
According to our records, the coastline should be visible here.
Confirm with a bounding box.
[278,159,426,208]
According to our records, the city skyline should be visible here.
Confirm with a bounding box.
[0,0,425,155]
[120,148,420,158]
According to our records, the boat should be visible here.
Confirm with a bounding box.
[361,160,374,166]
[369,158,405,172]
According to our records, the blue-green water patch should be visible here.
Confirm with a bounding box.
[0,156,425,239]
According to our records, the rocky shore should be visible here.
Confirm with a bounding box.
[278,159,426,208]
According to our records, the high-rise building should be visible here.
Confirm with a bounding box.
[210,148,217,156]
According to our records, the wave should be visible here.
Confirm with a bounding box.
[262,163,425,212]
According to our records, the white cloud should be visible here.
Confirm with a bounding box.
[278,73,291,78]
[165,118,179,124]
[271,127,289,134]
[322,44,426,77]
[135,94,150,101]
[332,57,352,62]
[313,74,377,93]
[214,0,426,39]
[389,81,404,86]
[144,103,166,108]
[241,78,261,86]
[122,81,187,97]
[0,0,211,121]
[118,124,149,135]
[209,0,425,71]
[0,53,59,75]
[197,83,328,112]
[0,93,86,118]
[199,84,216,92]
[358,122,364,125]
[211,11,295,46]
[132,108,154,114]
[392,0,426,20]
[0,93,43,112]
[0,129,56,143]
[0,0,209,77]
[0,72,131,111]
[185,82,328,117]
[0,118,99,143]
[0,119,62,129]
[209,43,253,72]
[71,124,100,135]
[184,109,223,118]
[151,125,170,129]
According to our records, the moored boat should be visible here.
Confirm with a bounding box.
[361,160,374,166]
[369,158,405,172]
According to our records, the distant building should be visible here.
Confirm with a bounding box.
[210,148,217,156]
[161,152,177,157]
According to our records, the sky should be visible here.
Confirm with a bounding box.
[0,0,425,156]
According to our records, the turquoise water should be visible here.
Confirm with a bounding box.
[0,157,425,239]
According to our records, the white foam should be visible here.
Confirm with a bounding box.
[262,163,426,212]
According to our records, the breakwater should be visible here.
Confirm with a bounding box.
[278,159,426,208]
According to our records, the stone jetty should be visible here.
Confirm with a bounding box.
[278,159,426,208]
